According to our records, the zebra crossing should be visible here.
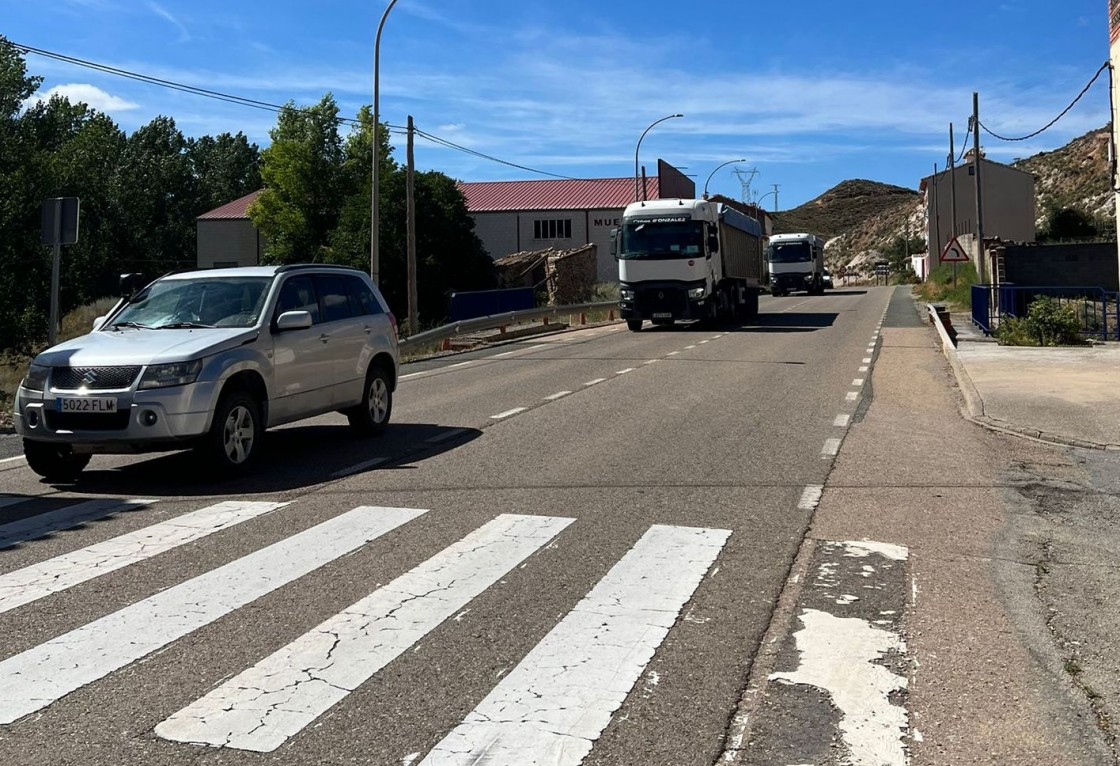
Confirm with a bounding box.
[0,495,732,763]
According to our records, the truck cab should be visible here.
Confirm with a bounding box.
[766,233,826,296]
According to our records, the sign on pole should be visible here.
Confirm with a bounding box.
[41,197,81,346]
[940,236,970,263]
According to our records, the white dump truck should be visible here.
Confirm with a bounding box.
[612,198,765,331]
[766,232,826,296]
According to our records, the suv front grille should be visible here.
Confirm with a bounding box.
[51,366,142,391]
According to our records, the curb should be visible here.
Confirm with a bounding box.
[925,303,1119,452]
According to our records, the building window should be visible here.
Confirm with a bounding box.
[534,218,572,239]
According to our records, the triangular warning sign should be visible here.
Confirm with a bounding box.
[941,237,970,263]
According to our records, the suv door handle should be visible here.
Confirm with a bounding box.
[319,333,330,343]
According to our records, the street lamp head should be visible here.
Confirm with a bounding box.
[702,158,749,198]
[634,113,685,202]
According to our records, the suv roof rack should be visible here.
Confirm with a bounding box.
[275,263,367,274]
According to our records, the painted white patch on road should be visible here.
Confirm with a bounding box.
[822,438,842,456]
[770,609,908,766]
[852,378,864,386]
[0,498,156,550]
[859,365,869,373]
[0,501,287,615]
[490,408,527,420]
[833,414,850,428]
[157,514,574,753]
[544,391,571,401]
[845,392,860,402]
[862,357,872,364]
[0,505,426,724]
[843,540,909,561]
[419,524,730,766]
[798,485,823,511]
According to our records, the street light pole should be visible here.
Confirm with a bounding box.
[755,189,778,210]
[371,0,401,287]
[634,114,682,201]
[702,159,747,199]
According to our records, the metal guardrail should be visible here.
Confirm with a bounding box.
[971,284,1120,341]
[398,301,616,354]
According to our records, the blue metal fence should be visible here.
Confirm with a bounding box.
[449,287,537,322]
[971,284,1120,341]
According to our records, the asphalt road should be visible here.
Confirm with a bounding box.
[0,286,917,765]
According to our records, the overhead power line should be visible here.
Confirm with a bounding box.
[4,39,577,180]
[979,61,1109,142]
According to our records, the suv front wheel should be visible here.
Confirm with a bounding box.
[203,390,261,475]
[24,440,91,482]
[347,364,392,435]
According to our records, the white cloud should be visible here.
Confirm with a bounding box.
[147,1,191,42]
[29,84,140,113]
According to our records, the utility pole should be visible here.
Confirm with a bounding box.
[931,163,940,263]
[949,123,958,243]
[406,115,418,335]
[771,184,779,212]
[972,92,987,284]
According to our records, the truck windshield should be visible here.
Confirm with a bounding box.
[767,242,812,263]
[620,220,704,260]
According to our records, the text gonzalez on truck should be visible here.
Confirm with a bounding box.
[610,198,765,331]
[766,232,826,296]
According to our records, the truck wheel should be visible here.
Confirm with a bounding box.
[347,364,393,435]
[23,440,91,482]
[626,319,642,332]
[203,389,261,475]
[770,287,780,297]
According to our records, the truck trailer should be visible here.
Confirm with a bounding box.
[766,232,826,296]
[612,198,765,331]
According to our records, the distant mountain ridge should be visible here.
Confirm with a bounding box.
[766,126,1114,275]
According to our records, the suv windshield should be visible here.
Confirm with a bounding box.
[768,242,812,263]
[112,276,273,329]
[620,220,703,260]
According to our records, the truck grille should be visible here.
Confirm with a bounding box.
[45,410,132,432]
[51,366,142,391]
[636,289,687,315]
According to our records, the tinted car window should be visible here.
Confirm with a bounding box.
[345,276,383,316]
[315,274,355,323]
[275,275,320,324]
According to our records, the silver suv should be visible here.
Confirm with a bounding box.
[14,264,399,480]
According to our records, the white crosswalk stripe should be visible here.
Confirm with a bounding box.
[0,498,156,550]
[0,501,287,615]
[156,513,575,752]
[419,524,730,765]
[0,505,426,724]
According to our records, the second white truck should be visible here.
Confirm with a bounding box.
[766,232,826,296]
[612,198,765,331]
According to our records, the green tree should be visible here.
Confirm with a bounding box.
[249,95,345,263]
[188,132,262,212]
[1039,206,1097,242]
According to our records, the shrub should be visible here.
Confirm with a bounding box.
[997,296,1085,346]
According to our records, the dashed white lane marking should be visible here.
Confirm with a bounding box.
[0,505,427,724]
[156,514,574,753]
[684,345,697,349]
[846,391,860,402]
[331,457,387,479]
[852,379,864,386]
[398,371,427,381]
[0,455,26,465]
[834,414,851,427]
[0,499,156,550]
[449,360,475,368]
[643,359,659,365]
[666,351,680,356]
[420,524,730,766]
[859,366,869,373]
[544,391,571,401]
[616,369,635,375]
[490,408,527,420]
[798,485,824,510]
[863,357,872,364]
[425,428,469,445]
[822,438,842,456]
[699,340,710,344]
[0,502,288,615]
[583,378,607,387]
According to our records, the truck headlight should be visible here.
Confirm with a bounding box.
[21,364,49,392]
[139,359,203,390]
[620,288,635,301]
[688,287,706,299]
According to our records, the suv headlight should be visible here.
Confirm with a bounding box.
[620,288,635,301]
[139,360,203,390]
[688,287,706,299]
[21,364,49,392]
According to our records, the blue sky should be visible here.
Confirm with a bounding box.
[4,0,1113,209]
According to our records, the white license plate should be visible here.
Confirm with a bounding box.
[56,397,118,413]
[652,312,672,319]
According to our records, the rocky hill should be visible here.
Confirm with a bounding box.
[770,126,1115,276]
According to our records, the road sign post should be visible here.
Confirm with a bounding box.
[41,197,80,346]
[940,236,969,288]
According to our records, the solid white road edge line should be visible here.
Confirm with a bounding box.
[0,502,288,615]
[0,455,26,464]
[833,414,851,427]
[0,505,427,725]
[798,485,824,511]
[822,438,842,456]
[845,391,860,402]
[418,524,730,766]
[155,513,575,753]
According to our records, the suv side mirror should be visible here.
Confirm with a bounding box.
[275,310,313,331]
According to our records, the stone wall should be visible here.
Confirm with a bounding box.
[998,242,1118,289]
[547,245,597,305]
